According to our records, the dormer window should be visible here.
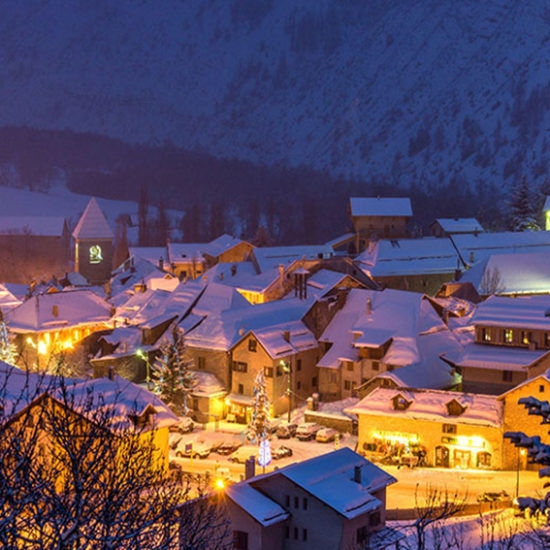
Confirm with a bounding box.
[446,399,466,417]
[248,339,257,352]
[392,394,412,411]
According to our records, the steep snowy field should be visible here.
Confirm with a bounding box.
[1,2,550,187]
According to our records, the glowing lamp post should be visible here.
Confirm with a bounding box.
[516,447,527,499]
[280,359,292,423]
[136,348,152,390]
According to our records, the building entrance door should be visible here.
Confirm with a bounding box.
[454,449,471,469]
[435,446,450,468]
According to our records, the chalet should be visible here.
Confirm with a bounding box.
[347,387,503,470]
[73,198,114,285]
[225,448,397,550]
[7,289,113,368]
[430,218,484,238]
[442,295,550,394]
[317,289,463,401]
[0,215,70,283]
[348,197,412,252]
[355,237,462,295]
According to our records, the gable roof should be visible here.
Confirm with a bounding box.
[433,218,484,234]
[72,198,114,240]
[347,387,502,428]
[349,197,412,217]
[498,369,550,399]
[226,483,289,527]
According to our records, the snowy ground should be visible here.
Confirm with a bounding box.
[169,424,545,510]
[390,510,550,550]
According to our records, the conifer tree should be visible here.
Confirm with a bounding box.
[508,176,540,231]
[152,326,195,415]
[247,370,271,443]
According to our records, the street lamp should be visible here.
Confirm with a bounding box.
[136,348,151,390]
[280,359,292,423]
[516,447,527,499]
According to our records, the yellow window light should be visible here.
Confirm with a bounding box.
[37,341,47,355]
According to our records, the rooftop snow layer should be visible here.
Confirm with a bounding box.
[442,342,549,371]
[460,251,550,296]
[7,289,112,332]
[226,483,289,527]
[433,218,484,234]
[252,245,333,273]
[472,294,550,330]
[347,387,502,427]
[72,197,114,240]
[349,197,412,217]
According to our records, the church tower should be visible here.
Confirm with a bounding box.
[73,198,114,285]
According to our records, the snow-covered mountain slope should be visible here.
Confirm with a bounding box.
[1,1,549,186]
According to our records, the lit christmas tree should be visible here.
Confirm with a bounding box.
[247,370,271,443]
[152,326,195,415]
[0,321,16,365]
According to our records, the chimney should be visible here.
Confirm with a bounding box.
[158,256,164,270]
[231,264,237,277]
[245,456,256,480]
[283,330,291,343]
[366,297,372,315]
[278,264,285,285]
[469,251,475,264]
[107,365,115,381]
[354,465,362,484]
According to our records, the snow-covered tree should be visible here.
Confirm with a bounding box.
[0,320,16,364]
[508,176,540,231]
[247,370,270,443]
[152,326,195,415]
[505,396,550,526]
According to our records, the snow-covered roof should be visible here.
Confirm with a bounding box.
[184,296,314,352]
[318,288,455,371]
[128,247,168,267]
[355,238,461,277]
[325,232,356,250]
[472,294,550,330]
[226,483,289,527]
[451,231,550,266]
[72,197,114,240]
[247,320,318,359]
[349,197,412,217]
[189,370,225,398]
[168,235,247,265]
[460,251,550,296]
[0,283,24,311]
[442,342,549,372]
[7,289,112,333]
[0,216,67,237]
[0,362,78,419]
[252,245,333,273]
[347,387,502,428]
[306,269,359,297]
[55,374,179,431]
[274,448,397,519]
[433,218,484,234]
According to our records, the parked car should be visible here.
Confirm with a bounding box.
[228,445,259,464]
[296,423,322,441]
[169,434,183,451]
[276,422,298,439]
[175,440,212,459]
[272,445,293,460]
[217,440,243,455]
[316,427,338,443]
[169,417,195,434]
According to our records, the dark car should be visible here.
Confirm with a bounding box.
[477,490,510,503]
[272,445,293,460]
[217,440,242,455]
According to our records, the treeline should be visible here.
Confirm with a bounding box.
[0,126,513,244]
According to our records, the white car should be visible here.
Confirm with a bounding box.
[316,427,338,443]
[175,440,211,459]
[169,417,195,434]
[295,422,322,441]
[228,445,259,464]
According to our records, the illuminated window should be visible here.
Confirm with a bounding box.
[504,329,513,343]
[482,328,491,342]
[264,366,273,377]
[89,244,103,264]
[522,331,532,345]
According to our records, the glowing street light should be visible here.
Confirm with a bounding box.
[136,348,152,390]
[215,478,226,490]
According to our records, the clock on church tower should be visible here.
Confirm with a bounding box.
[73,198,114,285]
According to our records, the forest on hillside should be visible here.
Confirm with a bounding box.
[0,126,542,245]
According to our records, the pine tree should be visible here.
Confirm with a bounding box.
[508,175,540,231]
[247,370,271,443]
[152,326,195,415]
